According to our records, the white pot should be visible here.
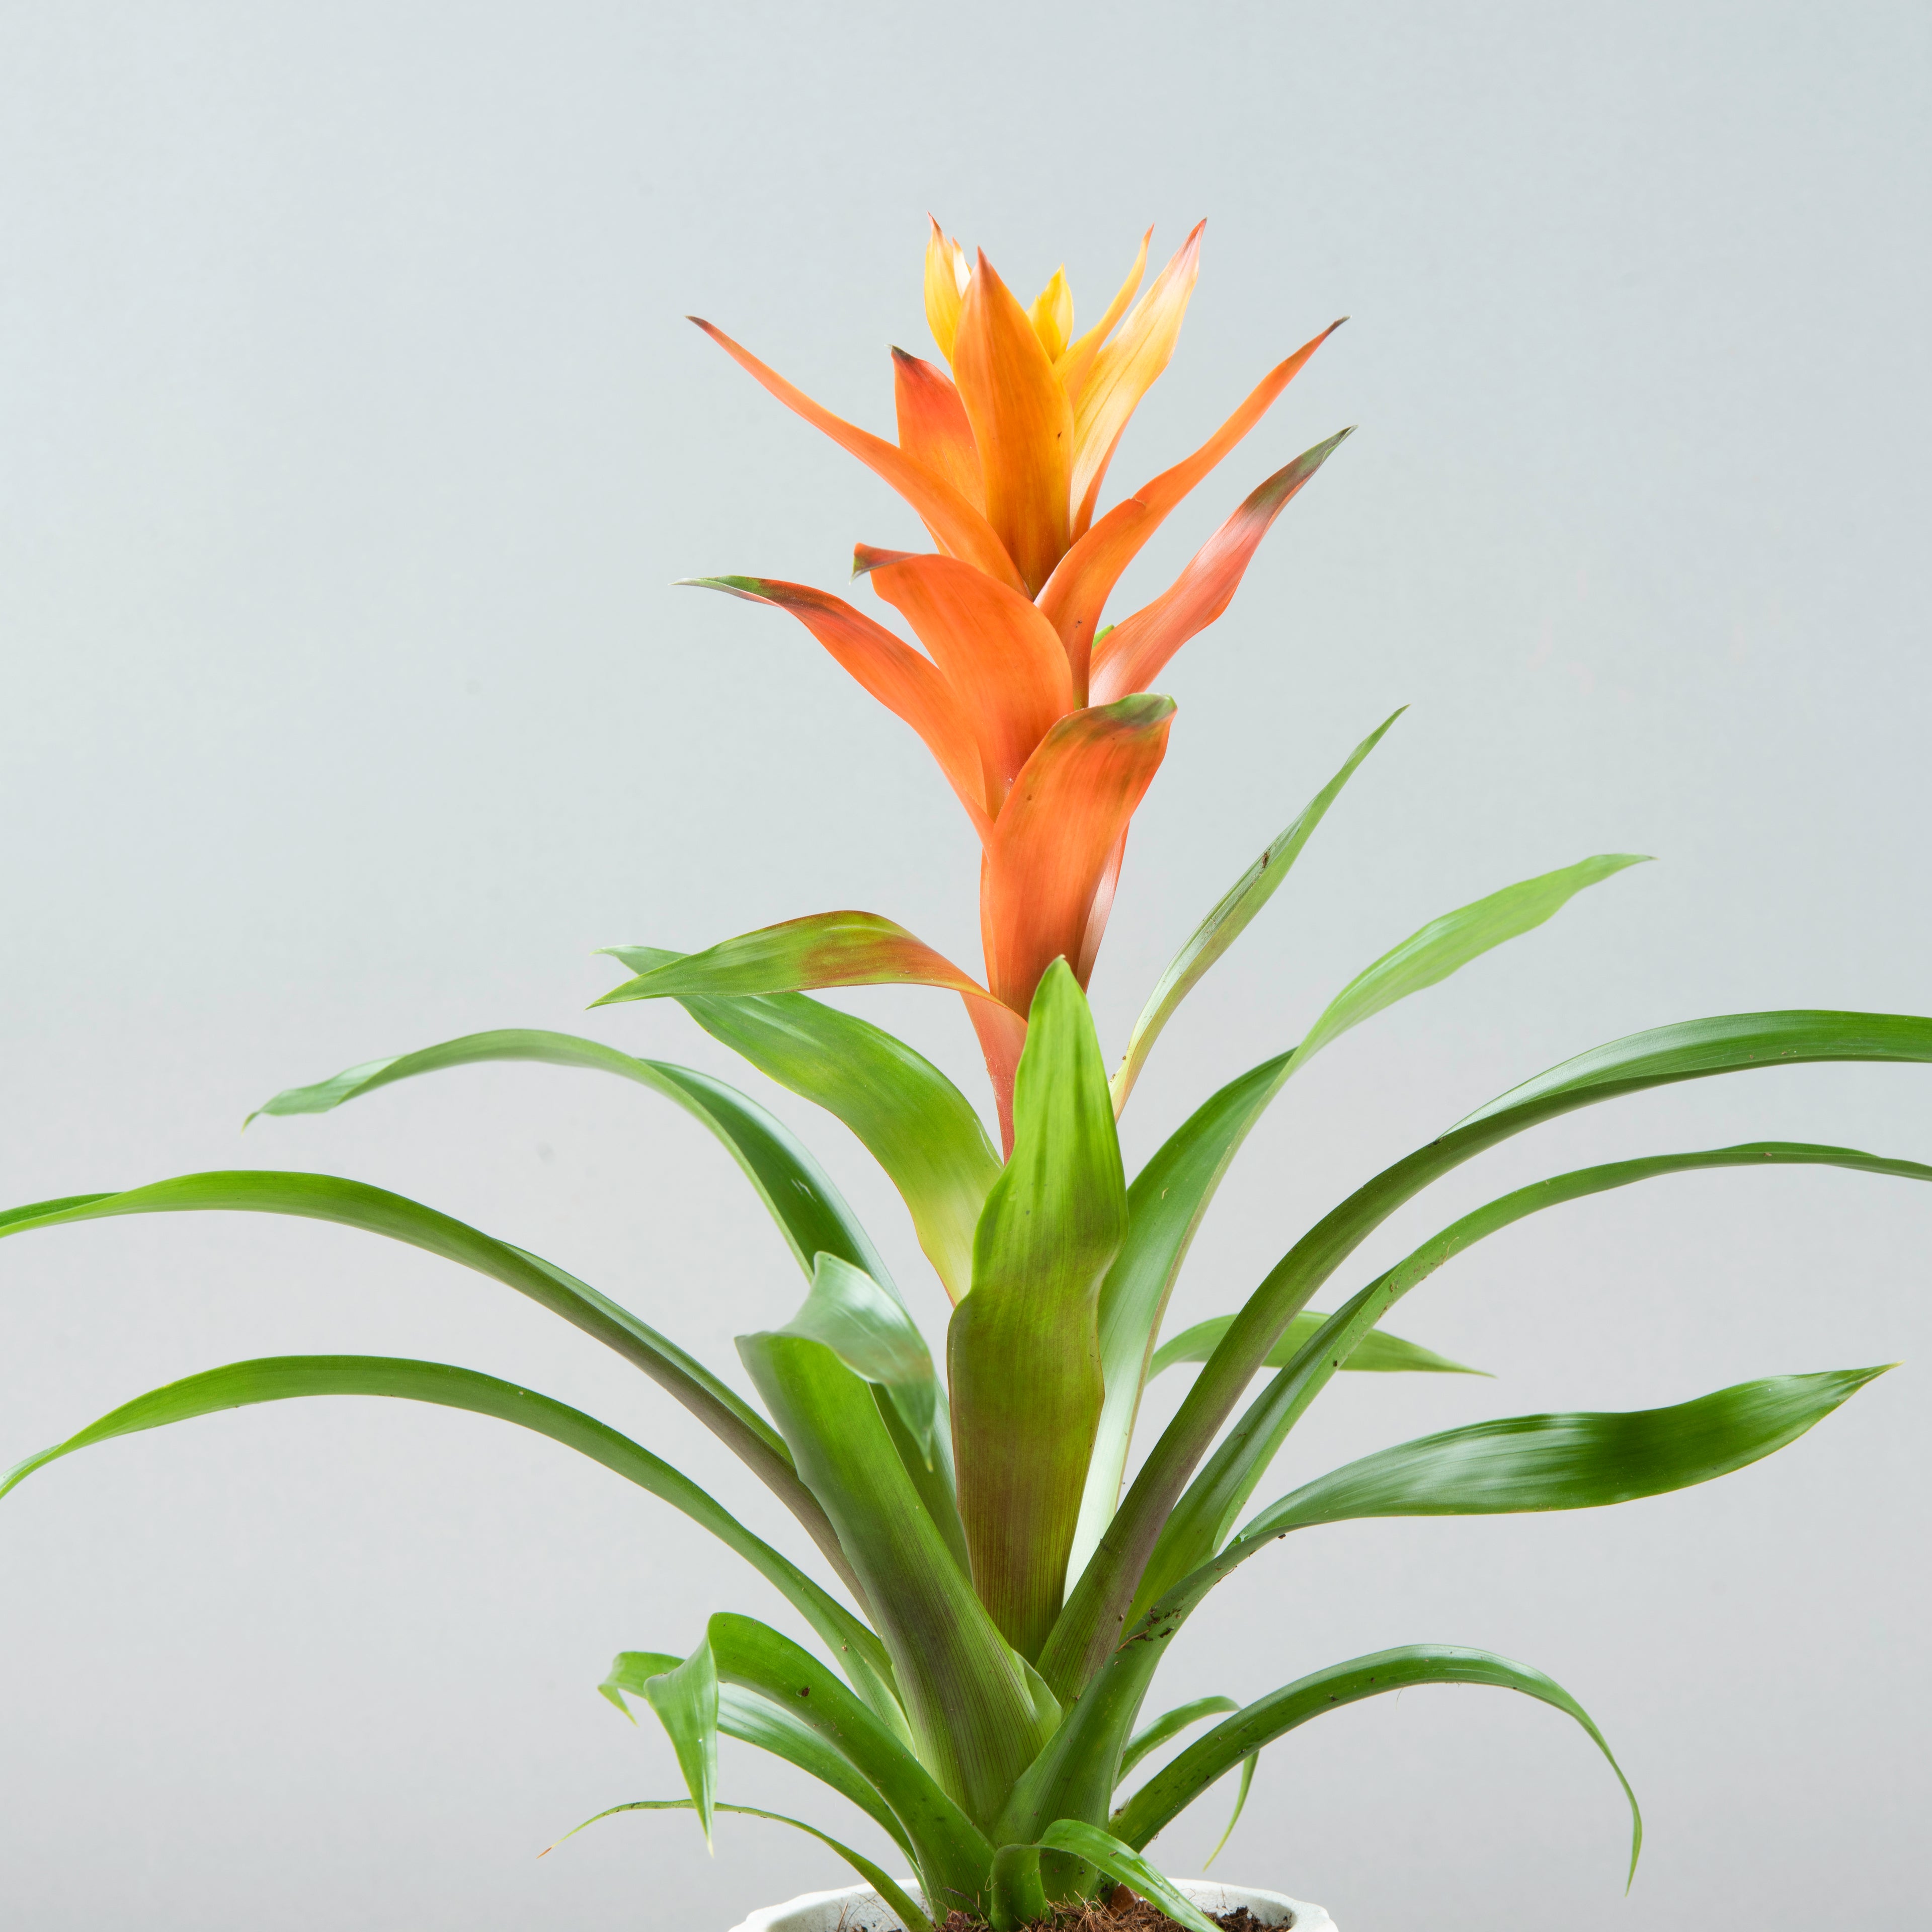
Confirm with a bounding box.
[730,1877,1335,1931]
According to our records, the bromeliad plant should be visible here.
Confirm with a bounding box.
[5,220,1925,1931]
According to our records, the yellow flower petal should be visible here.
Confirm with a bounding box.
[1027,268,1073,362]
[1053,229,1150,407]
[1069,222,1205,537]
[924,216,970,361]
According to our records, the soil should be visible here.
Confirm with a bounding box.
[926,1886,1280,1932]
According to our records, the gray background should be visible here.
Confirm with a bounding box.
[3,3,1927,1926]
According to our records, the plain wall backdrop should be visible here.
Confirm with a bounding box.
[3,4,1927,1926]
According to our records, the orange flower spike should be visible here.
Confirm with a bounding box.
[1039,319,1346,670]
[1054,229,1150,406]
[1027,268,1073,362]
[689,316,1026,595]
[892,348,985,512]
[683,574,992,842]
[1090,429,1354,703]
[949,252,1076,597]
[858,549,1074,817]
[980,694,1176,1016]
[923,217,970,361]
[1069,222,1205,539]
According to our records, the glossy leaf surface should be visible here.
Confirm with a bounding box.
[1148,1311,1480,1380]
[640,1643,720,1848]
[603,950,999,1305]
[950,963,1125,1660]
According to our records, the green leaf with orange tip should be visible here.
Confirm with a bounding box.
[602,952,1001,1306]
[1148,1310,1482,1380]
[1109,1646,1641,1887]
[690,314,1024,594]
[595,910,991,1008]
[948,963,1125,1662]
[679,576,990,837]
[951,251,1075,596]
[1089,430,1355,703]
[0,1170,871,1605]
[864,550,1074,813]
[1040,319,1345,688]
[1111,707,1400,1114]
[1063,850,1637,1601]
[1049,1015,1932,1699]
[1070,224,1204,538]
[0,1353,897,1719]
[601,1650,915,1859]
[248,1025,896,1294]
[737,1313,1048,1828]
[980,696,1175,1016]
[639,1642,719,1849]
[550,1797,935,1932]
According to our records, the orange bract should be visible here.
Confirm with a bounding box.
[692,221,1346,1145]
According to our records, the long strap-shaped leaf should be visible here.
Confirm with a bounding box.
[1109,1646,1641,1885]
[950,962,1125,1661]
[1042,1016,1932,1695]
[738,1315,1047,1830]
[1149,1310,1480,1379]
[1139,1139,1932,1613]
[703,1612,992,1914]
[549,1798,934,1932]
[250,1026,895,1289]
[1009,1356,1871,1842]
[0,1172,862,1604]
[1243,1366,1888,1537]
[600,954,1001,1305]
[1118,1696,1240,1781]
[0,1354,896,1714]
[602,1651,915,1859]
[1109,707,1401,1114]
[1065,851,1643,1592]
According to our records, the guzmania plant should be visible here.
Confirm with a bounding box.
[6,220,1926,1931]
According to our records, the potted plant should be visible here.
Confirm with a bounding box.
[5,220,1924,1931]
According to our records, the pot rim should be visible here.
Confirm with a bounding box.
[727,1875,1335,1932]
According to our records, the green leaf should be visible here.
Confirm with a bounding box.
[640,1642,719,1849]
[950,961,1126,1660]
[549,1798,934,1932]
[602,953,1001,1306]
[1050,1014,1932,1697]
[0,1354,894,1713]
[248,1026,896,1291]
[1201,1754,1256,1869]
[1109,1645,1641,1888]
[1118,1697,1240,1781]
[1110,708,1402,1114]
[703,1611,991,1914]
[601,1651,913,1858]
[1142,1139,1932,1619]
[736,1324,1044,1828]
[1244,1366,1889,1537]
[1036,1820,1219,1932]
[1060,853,1639,1623]
[1149,1310,1482,1380]
[1298,852,1651,1065]
[0,1170,865,1603]
[777,1253,946,1471]
[593,911,989,1008]
[988,1842,1051,1930]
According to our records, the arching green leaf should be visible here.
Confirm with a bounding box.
[640,1642,719,1848]
[1118,1696,1240,1781]
[1111,708,1401,1114]
[1149,1310,1481,1379]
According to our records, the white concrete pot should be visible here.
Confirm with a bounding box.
[729,1877,1335,1932]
